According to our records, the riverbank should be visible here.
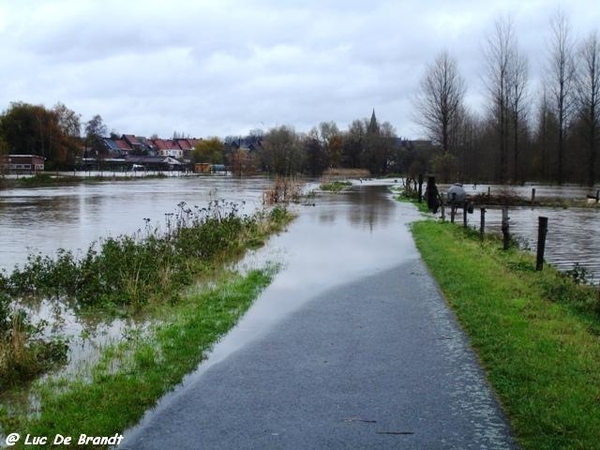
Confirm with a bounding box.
[412,219,600,449]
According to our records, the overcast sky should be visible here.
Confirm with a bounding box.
[0,0,598,140]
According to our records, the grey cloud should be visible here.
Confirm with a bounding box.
[1,0,599,139]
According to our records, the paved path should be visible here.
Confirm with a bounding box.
[120,259,518,449]
[120,185,518,449]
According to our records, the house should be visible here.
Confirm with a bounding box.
[152,139,184,159]
[1,154,45,173]
[122,134,144,150]
[115,139,132,154]
[175,138,202,162]
[103,138,132,157]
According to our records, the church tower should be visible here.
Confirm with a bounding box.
[368,108,379,134]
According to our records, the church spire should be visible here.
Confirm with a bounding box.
[368,108,379,134]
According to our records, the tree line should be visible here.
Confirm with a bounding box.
[414,11,600,185]
[209,112,407,178]
[0,101,417,177]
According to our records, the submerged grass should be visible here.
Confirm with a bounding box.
[1,269,274,447]
[412,220,600,450]
[319,180,352,192]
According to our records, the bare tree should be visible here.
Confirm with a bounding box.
[575,31,600,186]
[318,121,342,167]
[483,16,529,183]
[342,119,366,169]
[508,49,529,182]
[546,10,577,184]
[533,87,559,181]
[483,16,514,182]
[85,115,107,152]
[413,50,466,157]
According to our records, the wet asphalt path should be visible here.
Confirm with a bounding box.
[120,184,518,449]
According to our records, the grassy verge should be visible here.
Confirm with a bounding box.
[0,269,274,448]
[392,188,430,213]
[412,220,600,450]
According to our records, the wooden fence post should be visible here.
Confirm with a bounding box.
[418,173,423,203]
[480,207,486,240]
[502,207,510,250]
[536,216,549,271]
[531,188,536,205]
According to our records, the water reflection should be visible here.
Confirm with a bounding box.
[347,185,394,230]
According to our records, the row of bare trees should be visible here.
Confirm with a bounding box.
[413,11,600,185]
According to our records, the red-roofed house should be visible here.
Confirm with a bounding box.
[175,138,202,162]
[152,139,183,159]
[1,154,45,173]
[115,140,131,153]
[122,134,144,150]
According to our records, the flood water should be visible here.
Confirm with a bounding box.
[0,175,272,271]
[478,206,600,277]
[0,176,421,418]
[1,176,600,416]
[0,176,600,422]
[432,182,600,280]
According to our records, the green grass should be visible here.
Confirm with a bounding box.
[319,180,352,192]
[412,220,600,450]
[1,269,274,449]
[394,190,431,213]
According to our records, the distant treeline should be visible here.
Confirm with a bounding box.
[0,103,430,178]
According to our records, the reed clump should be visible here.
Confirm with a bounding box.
[262,176,304,205]
[319,180,352,192]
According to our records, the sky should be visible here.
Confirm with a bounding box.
[0,0,599,140]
